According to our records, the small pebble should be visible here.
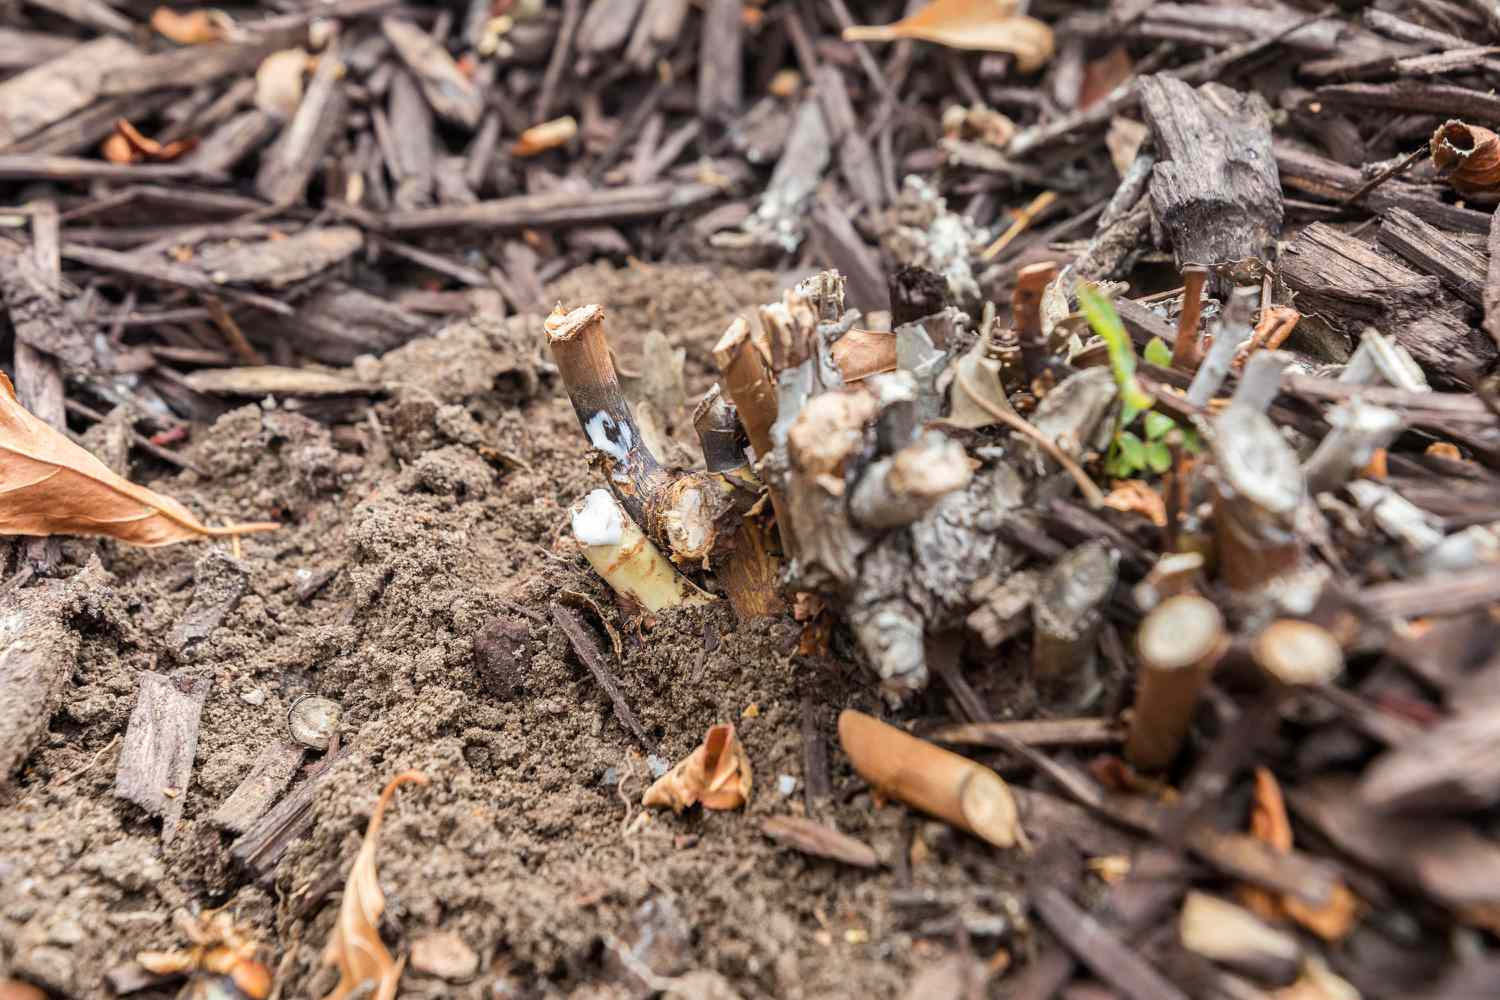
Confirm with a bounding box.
[777,774,797,797]
[240,687,266,706]
[288,696,341,751]
[601,767,619,788]
[409,931,478,981]
[647,755,670,779]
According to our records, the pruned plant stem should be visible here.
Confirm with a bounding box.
[1211,405,1305,593]
[1172,265,1208,371]
[1251,620,1343,688]
[1125,595,1227,771]
[953,365,1106,507]
[693,384,749,476]
[1186,286,1256,407]
[548,303,725,564]
[713,317,778,458]
[1302,401,1403,494]
[1032,540,1119,709]
[849,431,971,530]
[1014,260,1058,388]
[571,490,714,612]
[1339,327,1428,391]
[1232,350,1294,412]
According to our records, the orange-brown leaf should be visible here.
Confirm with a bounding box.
[0,372,277,545]
[151,6,228,45]
[643,723,752,812]
[843,0,1054,74]
[321,771,428,1000]
[1240,767,1359,941]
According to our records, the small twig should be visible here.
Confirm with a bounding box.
[1338,142,1430,208]
[955,366,1106,506]
[551,603,654,752]
[53,733,120,787]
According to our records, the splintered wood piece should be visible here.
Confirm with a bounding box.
[1211,405,1304,593]
[1289,776,1500,914]
[1032,887,1190,1000]
[1360,707,1500,812]
[232,748,353,873]
[115,672,211,844]
[1378,207,1486,307]
[698,0,743,122]
[101,37,295,98]
[713,317,777,458]
[0,37,141,148]
[1138,76,1281,277]
[384,182,719,232]
[255,282,428,365]
[183,366,380,398]
[0,578,85,784]
[168,549,250,655]
[256,42,347,205]
[382,16,482,128]
[839,709,1021,849]
[211,739,306,835]
[195,227,364,288]
[1275,142,1490,234]
[60,244,292,316]
[1032,540,1118,705]
[551,604,653,751]
[761,815,878,868]
[1179,891,1301,986]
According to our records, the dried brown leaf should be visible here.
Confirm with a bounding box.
[108,119,199,164]
[1432,119,1500,201]
[843,0,1054,74]
[643,723,752,812]
[322,771,429,1000]
[831,329,897,382]
[151,7,230,45]
[0,372,277,545]
[512,116,578,157]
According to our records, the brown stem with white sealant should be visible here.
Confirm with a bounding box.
[1125,594,1228,771]
[548,303,724,565]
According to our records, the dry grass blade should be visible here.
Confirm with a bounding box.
[322,770,429,1000]
[843,0,1054,73]
[0,372,277,545]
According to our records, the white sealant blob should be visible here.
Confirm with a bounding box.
[584,411,632,464]
[572,489,624,546]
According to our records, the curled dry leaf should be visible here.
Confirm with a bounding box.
[102,119,198,165]
[0,373,277,545]
[1238,767,1359,941]
[831,329,898,382]
[843,0,1054,74]
[322,771,429,1000]
[135,908,272,999]
[839,709,1022,849]
[642,723,752,812]
[1431,119,1500,201]
[512,116,578,157]
[1103,479,1167,527]
[151,6,231,45]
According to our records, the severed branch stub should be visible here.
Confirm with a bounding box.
[1210,405,1305,595]
[1125,595,1227,772]
[1172,265,1209,371]
[1013,260,1058,389]
[571,490,714,613]
[1032,540,1119,709]
[548,303,729,566]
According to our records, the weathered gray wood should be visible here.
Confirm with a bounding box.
[0,37,140,149]
[382,16,483,128]
[256,43,348,205]
[814,65,883,210]
[114,672,211,844]
[212,739,306,835]
[169,549,250,657]
[183,109,280,175]
[232,748,353,873]
[1378,207,1485,307]
[0,576,85,784]
[252,282,429,364]
[196,227,364,288]
[101,37,293,97]
[698,0,743,123]
[1361,705,1500,812]
[385,181,719,232]
[1138,76,1282,278]
[387,70,436,210]
[0,241,91,368]
[1486,205,1500,351]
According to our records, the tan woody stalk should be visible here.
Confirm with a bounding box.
[1125,594,1228,771]
[571,489,714,612]
[547,303,725,565]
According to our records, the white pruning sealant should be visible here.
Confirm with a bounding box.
[572,489,623,547]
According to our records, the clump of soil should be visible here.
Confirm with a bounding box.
[0,263,1022,999]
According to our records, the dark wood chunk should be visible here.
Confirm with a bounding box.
[800,694,831,816]
[472,615,535,700]
[1289,775,1500,912]
[168,549,250,656]
[252,282,429,364]
[0,244,90,368]
[8,90,180,157]
[1275,142,1491,234]
[386,70,437,210]
[196,227,364,288]
[1138,76,1281,275]
[0,578,84,784]
[699,0,743,123]
[1360,706,1500,812]
[889,265,948,327]
[60,244,293,316]
[101,37,294,97]
[183,109,280,175]
[0,37,140,148]
[1486,205,1500,351]
[1314,80,1500,122]
[256,44,348,205]
[761,815,878,868]
[1031,887,1191,1000]
[814,65,884,210]
[232,748,353,874]
[1377,207,1485,307]
[211,739,306,834]
[578,0,645,56]
[114,671,211,844]
[382,16,483,128]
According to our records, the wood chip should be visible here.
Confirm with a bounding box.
[114,671,211,844]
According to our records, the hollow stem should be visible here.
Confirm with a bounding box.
[1211,405,1305,593]
[1186,287,1256,407]
[1171,265,1208,371]
[1014,260,1058,389]
[571,489,714,612]
[1125,594,1227,771]
[1032,540,1119,709]
[1251,620,1343,688]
